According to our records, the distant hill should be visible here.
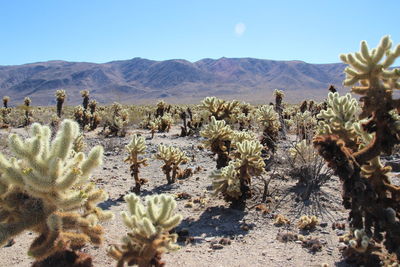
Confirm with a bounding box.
[0,57,347,106]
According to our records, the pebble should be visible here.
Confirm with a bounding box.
[211,243,224,249]
[205,237,215,242]
[320,222,328,227]
[336,230,345,236]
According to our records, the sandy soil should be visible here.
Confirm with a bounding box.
[0,125,388,267]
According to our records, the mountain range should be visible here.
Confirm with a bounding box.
[0,57,348,106]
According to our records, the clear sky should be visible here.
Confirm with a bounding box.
[1,0,399,65]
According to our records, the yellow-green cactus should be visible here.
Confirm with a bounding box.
[255,105,280,133]
[200,116,233,169]
[155,145,189,184]
[340,35,400,118]
[0,119,112,261]
[159,113,174,132]
[210,140,265,201]
[297,215,319,230]
[24,97,31,106]
[348,229,370,253]
[235,140,265,177]
[108,193,182,267]
[231,130,257,148]
[80,90,90,110]
[317,92,360,148]
[55,90,67,118]
[255,105,280,151]
[125,134,148,192]
[313,36,400,265]
[200,96,239,121]
[292,110,316,140]
[148,119,159,139]
[210,161,241,199]
[102,102,129,137]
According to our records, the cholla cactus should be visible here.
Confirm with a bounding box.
[210,140,265,201]
[88,99,97,114]
[293,110,316,140]
[125,134,148,192]
[210,161,241,199]
[348,229,370,253]
[80,90,90,110]
[3,96,10,108]
[0,120,112,263]
[313,36,400,265]
[0,107,11,128]
[200,116,233,169]
[108,193,182,267]
[24,97,31,106]
[231,130,257,148]
[317,92,360,149]
[340,35,400,118]
[148,119,158,139]
[297,215,319,230]
[158,113,173,133]
[255,105,280,151]
[102,102,129,137]
[201,96,239,121]
[155,145,189,184]
[55,90,67,118]
[74,105,88,128]
[22,97,33,126]
[72,133,85,153]
[156,100,169,117]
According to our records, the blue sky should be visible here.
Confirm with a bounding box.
[1,0,399,65]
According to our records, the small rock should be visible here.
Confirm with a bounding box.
[205,237,215,242]
[320,222,328,227]
[336,230,345,236]
[211,243,224,250]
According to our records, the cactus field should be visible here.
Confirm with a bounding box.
[0,36,399,267]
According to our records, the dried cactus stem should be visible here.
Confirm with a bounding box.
[238,164,252,199]
[31,249,93,267]
[56,99,63,118]
[162,165,173,184]
[3,96,9,108]
[180,110,188,137]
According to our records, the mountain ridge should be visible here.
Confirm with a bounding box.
[0,57,347,105]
